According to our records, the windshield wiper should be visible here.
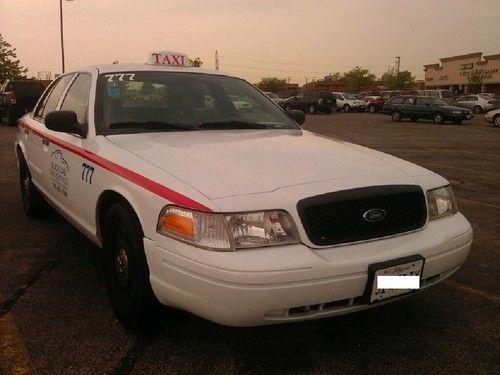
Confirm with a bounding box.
[107,121,194,131]
[197,120,268,129]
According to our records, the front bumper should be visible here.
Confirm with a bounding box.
[145,213,472,327]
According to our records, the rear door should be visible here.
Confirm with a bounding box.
[413,97,432,119]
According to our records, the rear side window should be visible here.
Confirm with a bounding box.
[34,74,74,120]
[60,73,92,125]
[390,97,404,104]
[442,91,453,98]
[403,97,414,104]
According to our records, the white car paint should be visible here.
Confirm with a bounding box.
[15,59,473,327]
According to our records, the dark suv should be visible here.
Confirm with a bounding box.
[0,80,49,125]
[283,91,336,114]
[382,95,473,125]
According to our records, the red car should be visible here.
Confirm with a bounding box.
[364,96,385,113]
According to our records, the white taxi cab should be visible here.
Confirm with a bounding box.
[15,51,473,328]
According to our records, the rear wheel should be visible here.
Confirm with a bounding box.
[308,105,316,114]
[391,111,401,122]
[493,115,500,127]
[368,105,376,113]
[343,104,351,113]
[103,202,162,329]
[433,112,444,125]
[18,153,51,218]
[7,108,17,126]
[473,106,482,114]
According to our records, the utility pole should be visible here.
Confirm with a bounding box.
[395,56,401,89]
[215,50,219,70]
[60,0,74,74]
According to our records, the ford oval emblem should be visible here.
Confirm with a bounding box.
[363,208,387,222]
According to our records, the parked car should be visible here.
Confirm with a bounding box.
[0,80,49,125]
[382,95,473,124]
[364,96,385,113]
[484,108,500,127]
[454,94,498,114]
[416,90,455,105]
[283,91,336,114]
[263,91,285,107]
[15,50,473,329]
[332,92,367,112]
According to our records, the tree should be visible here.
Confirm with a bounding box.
[0,34,28,82]
[381,68,415,90]
[256,77,288,92]
[340,67,376,92]
[467,70,484,93]
[324,72,342,81]
[189,57,203,67]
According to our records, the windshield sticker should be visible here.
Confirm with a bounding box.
[106,85,121,98]
[50,150,69,198]
[104,73,135,82]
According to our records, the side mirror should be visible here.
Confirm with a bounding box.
[45,111,87,137]
[288,109,305,125]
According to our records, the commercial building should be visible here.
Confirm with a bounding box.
[424,52,500,94]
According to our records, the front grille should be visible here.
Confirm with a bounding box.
[297,185,427,246]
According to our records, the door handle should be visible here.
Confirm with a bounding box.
[42,138,49,146]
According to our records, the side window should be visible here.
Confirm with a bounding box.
[391,97,404,104]
[415,98,428,105]
[60,73,92,125]
[34,74,74,120]
[403,97,414,104]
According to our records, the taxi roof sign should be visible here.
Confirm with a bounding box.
[147,51,189,67]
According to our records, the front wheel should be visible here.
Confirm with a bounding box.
[473,106,482,114]
[368,105,376,113]
[103,202,162,329]
[343,104,351,113]
[433,113,444,125]
[391,111,401,122]
[493,115,500,127]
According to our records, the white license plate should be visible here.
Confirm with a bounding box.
[369,258,424,303]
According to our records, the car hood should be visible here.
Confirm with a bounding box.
[106,129,436,199]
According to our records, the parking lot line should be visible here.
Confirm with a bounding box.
[0,297,32,375]
[444,279,500,303]
[456,198,500,210]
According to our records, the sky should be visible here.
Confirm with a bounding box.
[1,0,499,85]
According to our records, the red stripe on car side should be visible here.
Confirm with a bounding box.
[19,122,213,212]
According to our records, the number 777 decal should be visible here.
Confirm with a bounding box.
[82,163,95,184]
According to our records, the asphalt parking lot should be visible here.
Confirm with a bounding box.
[0,112,498,374]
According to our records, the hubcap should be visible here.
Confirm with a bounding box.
[115,248,129,287]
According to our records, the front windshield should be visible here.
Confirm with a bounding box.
[96,72,298,134]
[344,93,357,100]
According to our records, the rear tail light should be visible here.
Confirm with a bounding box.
[9,92,16,104]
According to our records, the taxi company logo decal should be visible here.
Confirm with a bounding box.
[50,150,69,198]
[363,208,386,222]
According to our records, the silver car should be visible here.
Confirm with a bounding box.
[454,94,497,114]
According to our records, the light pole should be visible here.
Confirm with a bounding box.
[60,0,73,74]
[395,56,401,89]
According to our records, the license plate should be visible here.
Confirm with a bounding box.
[366,255,424,303]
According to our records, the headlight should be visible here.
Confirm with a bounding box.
[452,110,462,114]
[157,206,300,251]
[426,186,457,220]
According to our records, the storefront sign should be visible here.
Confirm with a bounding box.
[460,67,499,78]
[460,63,474,70]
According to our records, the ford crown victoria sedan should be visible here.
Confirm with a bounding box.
[15,51,473,328]
[382,96,473,124]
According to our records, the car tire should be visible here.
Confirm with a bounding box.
[103,201,162,330]
[391,111,401,122]
[493,115,500,127]
[308,105,316,114]
[433,112,444,125]
[368,105,376,113]
[343,104,351,113]
[7,108,17,126]
[18,153,51,218]
[473,106,482,114]
[284,104,291,112]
